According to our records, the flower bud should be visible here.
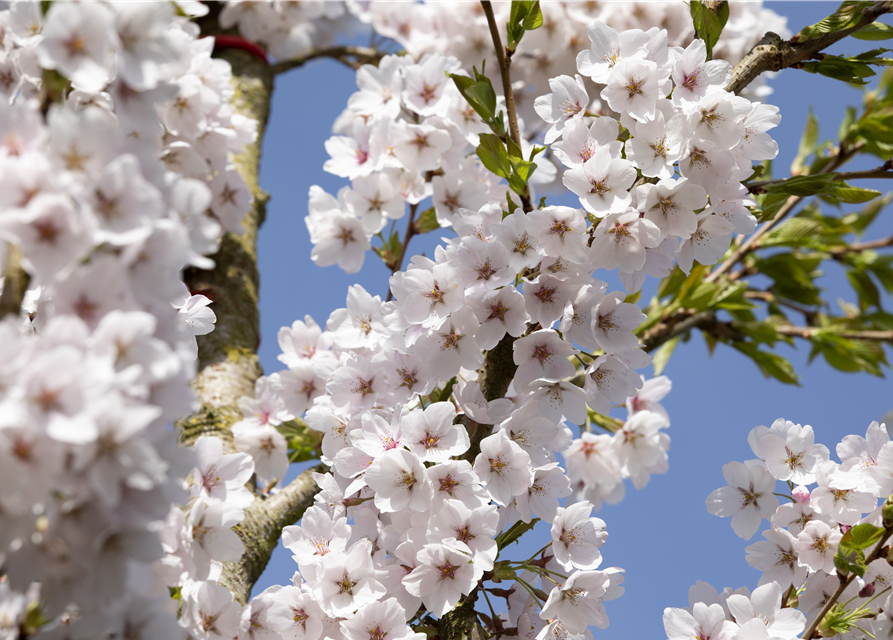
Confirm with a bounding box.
[792,485,810,503]
[883,495,893,528]
[859,583,876,598]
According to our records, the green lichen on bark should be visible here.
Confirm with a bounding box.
[438,598,487,640]
[219,464,324,605]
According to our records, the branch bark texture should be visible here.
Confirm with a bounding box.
[725,1,892,95]
[178,5,325,606]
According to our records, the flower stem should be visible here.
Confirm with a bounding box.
[480,0,532,213]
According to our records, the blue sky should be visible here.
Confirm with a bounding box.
[251,4,893,637]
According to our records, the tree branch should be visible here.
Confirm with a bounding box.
[640,310,716,352]
[220,464,325,605]
[271,45,385,75]
[724,1,893,95]
[829,234,893,256]
[707,142,862,283]
[480,0,532,213]
[774,326,893,341]
[747,161,893,194]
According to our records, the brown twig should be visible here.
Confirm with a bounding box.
[480,0,532,213]
[271,45,385,74]
[724,1,893,95]
[747,162,893,194]
[774,326,893,341]
[386,203,418,302]
[707,142,862,283]
[829,234,893,256]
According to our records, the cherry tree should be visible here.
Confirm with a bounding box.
[1,2,893,640]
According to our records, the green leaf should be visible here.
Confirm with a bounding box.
[798,1,874,42]
[477,133,512,179]
[436,377,457,403]
[810,332,885,375]
[760,217,829,248]
[506,135,524,161]
[587,409,625,433]
[496,518,539,550]
[732,342,800,385]
[736,321,780,344]
[506,192,518,216]
[830,182,882,204]
[848,269,881,309]
[690,0,729,59]
[652,335,679,376]
[680,280,722,310]
[507,173,528,196]
[840,523,884,550]
[413,207,440,234]
[750,252,823,306]
[277,419,322,463]
[448,67,497,122]
[657,266,690,299]
[755,192,791,221]
[791,110,818,176]
[522,1,543,30]
[853,22,893,40]
[511,158,537,183]
[764,173,839,197]
[802,51,893,86]
[839,105,857,143]
[506,1,542,51]
[834,544,867,577]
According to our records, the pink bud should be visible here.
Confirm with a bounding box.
[840,524,852,534]
[860,583,876,598]
[792,485,810,503]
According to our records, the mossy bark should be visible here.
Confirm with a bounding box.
[176,5,322,606]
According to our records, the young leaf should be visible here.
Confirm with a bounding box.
[840,522,884,550]
[763,173,839,197]
[798,1,875,42]
[690,0,729,58]
[477,133,512,179]
[791,110,818,176]
[414,207,440,234]
[732,342,800,385]
[831,182,882,204]
[853,22,893,40]
[652,335,680,376]
[507,1,543,52]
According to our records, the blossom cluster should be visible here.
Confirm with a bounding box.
[537,23,781,285]
[0,2,257,638]
[222,15,785,640]
[306,48,549,273]
[664,419,893,640]
[364,1,787,136]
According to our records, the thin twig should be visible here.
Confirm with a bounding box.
[271,45,385,74]
[386,203,418,302]
[802,529,893,639]
[829,235,893,256]
[744,290,818,322]
[774,326,893,341]
[709,194,803,282]
[480,0,532,213]
[725,1,893,95]
[747,162,893,194]
[708,143,862,283]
